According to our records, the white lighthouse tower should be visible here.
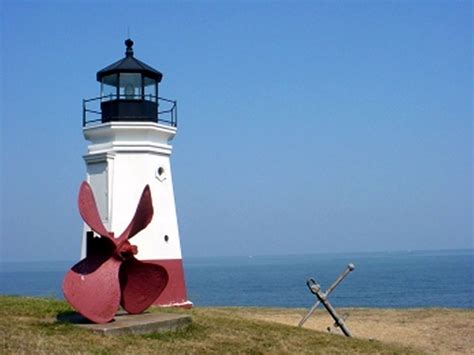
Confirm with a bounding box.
[81,39,191,307]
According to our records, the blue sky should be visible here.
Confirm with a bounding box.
[1,0,472,262]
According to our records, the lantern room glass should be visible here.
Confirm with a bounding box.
[119,73,142,100]
[144,76,157,102]
[101,74,118,101]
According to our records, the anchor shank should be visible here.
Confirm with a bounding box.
[313,286,352,337]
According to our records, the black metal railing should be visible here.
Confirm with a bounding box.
[83,95,177,128]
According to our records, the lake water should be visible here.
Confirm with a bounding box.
[1,249,472,308]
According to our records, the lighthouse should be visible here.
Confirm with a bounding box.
[81,39,191,308]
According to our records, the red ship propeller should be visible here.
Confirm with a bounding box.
[63,182,168,323]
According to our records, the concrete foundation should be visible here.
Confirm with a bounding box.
[60,311,192,335]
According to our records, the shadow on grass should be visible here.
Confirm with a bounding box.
[56,310,93,324]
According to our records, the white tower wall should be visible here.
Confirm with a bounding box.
[80,121,191,306]
[81,121,181,261]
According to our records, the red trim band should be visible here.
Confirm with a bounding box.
[143,259,191,308]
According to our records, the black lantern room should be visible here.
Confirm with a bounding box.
[96,38,161,123]
[83,39,177,127]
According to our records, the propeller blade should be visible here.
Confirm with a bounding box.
[119,258,169,314]
[63,256,121,323]
[78,181,111,238]
[117,185,154,241]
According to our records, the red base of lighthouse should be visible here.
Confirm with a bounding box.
[145,259,192,308]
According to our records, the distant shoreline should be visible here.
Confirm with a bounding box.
[2,247,473,264]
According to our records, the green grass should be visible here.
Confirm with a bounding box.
[0,296,421,354]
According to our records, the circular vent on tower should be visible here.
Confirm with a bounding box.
[155,166,167,182]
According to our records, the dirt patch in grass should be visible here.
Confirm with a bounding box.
[229,307,474,354]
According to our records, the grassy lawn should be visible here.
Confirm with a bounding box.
[0,295,422,354]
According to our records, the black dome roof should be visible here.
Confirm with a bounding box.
[96,39,163,82]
